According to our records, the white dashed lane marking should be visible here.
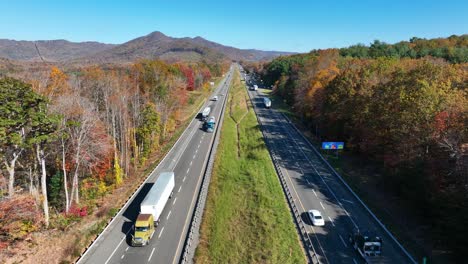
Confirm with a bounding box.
[158,227,165,238]
[339,235,347,248]
[148,248,155,262]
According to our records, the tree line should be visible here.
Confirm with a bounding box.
[0,60,227,234]
[244,37,467,260]
[339,34,467,63]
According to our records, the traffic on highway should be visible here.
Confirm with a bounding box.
[77,67,234,264]
[244,70,416,264]
[77,65,415,264]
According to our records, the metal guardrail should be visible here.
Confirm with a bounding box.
[76,74,231,264]
[281,113,417,264]
[180,73,232,264]
[245,88,320,264]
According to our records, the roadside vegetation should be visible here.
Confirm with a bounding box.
[195,69,305,263]
[242,34,467,263]
[0,59,229,263]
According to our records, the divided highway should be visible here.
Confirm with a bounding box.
[77,66,233,264]
[245,74,415,264]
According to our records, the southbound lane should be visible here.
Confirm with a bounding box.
[78,66,234,264]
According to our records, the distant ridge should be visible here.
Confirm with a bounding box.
[0,39,116,62]
[0,31,294,63]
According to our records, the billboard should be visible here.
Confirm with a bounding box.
[321,142,344,150]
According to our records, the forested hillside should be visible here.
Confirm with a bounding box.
[0,59,228,262]
[244,35,467,261]
[339,34,467,63]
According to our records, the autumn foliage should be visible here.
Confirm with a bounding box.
[252,37,467,260]
[0,58,225,247]
[0,195,42,242]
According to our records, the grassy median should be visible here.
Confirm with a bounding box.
[195,70,306,264]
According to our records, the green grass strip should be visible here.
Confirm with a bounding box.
[195,69,306,264]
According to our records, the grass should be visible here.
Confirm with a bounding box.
[195,70,306,264]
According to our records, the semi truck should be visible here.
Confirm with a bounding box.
[132,172,175,246]
[203,116,216,133]
[349,229,384,263]
[263,97,271,108]
[201,106,211,121]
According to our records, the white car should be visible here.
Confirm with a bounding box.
[212,96,218,101]
[308,209,325,226]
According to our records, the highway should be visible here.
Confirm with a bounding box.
[77,66,233,264]
[244,73,415,264]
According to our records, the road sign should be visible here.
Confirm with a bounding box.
[321,142,344,150]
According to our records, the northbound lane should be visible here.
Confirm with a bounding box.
[245,74,415,264]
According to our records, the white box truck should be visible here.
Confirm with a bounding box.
[139,172,175,225]
[263,97,271,108]
[201,106,211,121]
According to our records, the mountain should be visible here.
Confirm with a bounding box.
[78,31,294,63]
[189,36,291,61]
[0,31,293,63]
[0,39,116,62]
[75,31,227,63]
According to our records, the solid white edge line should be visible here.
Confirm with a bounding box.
[171,67,233,264]
[104,232,130,264]
[283,114,417,263]
[79,73,228,264]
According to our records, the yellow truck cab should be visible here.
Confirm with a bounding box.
[132,214,155,246]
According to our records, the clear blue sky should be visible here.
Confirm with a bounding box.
[1,0,466,52]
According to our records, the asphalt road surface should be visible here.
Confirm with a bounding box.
[244,73,415,264]
[77,66,234,264]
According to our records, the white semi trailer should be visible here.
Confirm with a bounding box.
[139,172,175,225]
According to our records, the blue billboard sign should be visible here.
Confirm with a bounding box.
[321,142,344,150]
